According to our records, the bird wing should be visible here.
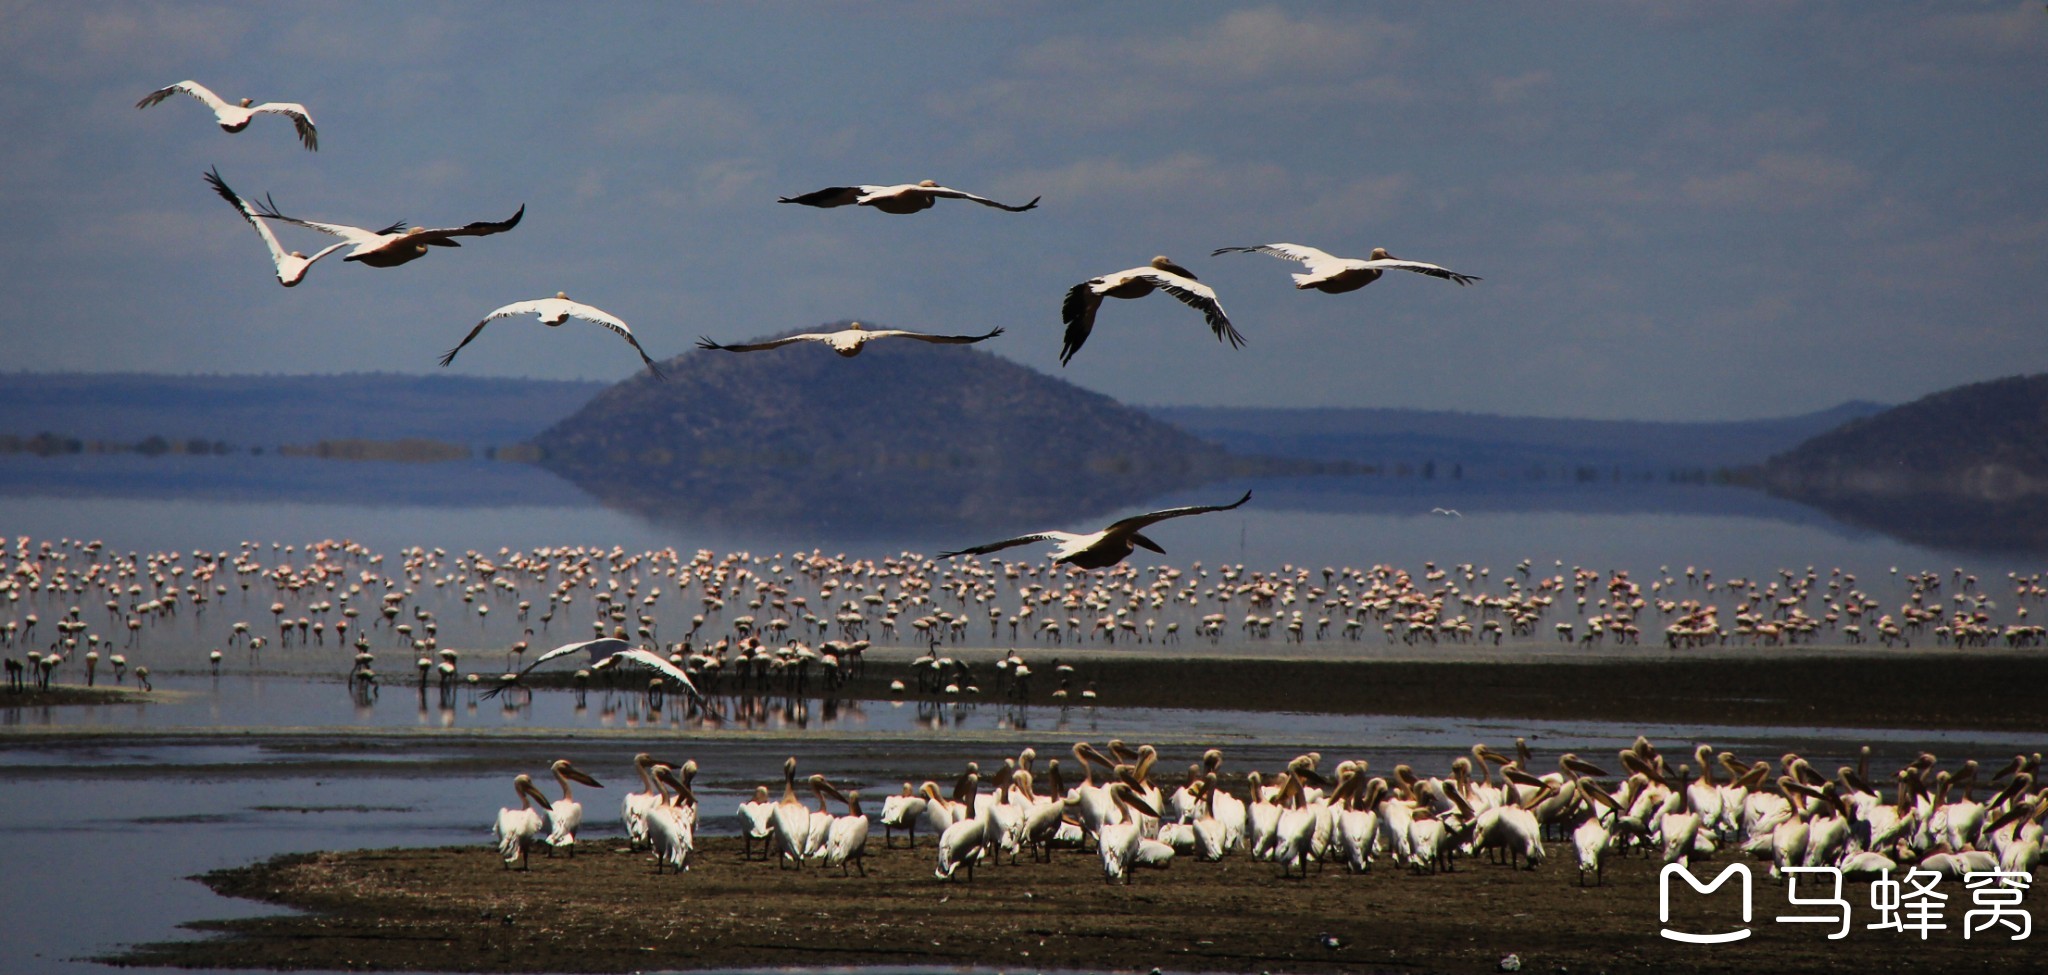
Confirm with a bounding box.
[249,102,318,150]
[1059,281,1103,366]
[918,185,1041,212]
[205,167,292,271]
[864,327,1004,345]
[560,300,665,379]
[938,532,1071,560]
[1103,490,1253,537]
[440,299,550,366]
[610,648,703,702]
[695,333,824,353]
[778,186,866,208]
[1359,258,1481,286]
[137,80,228,113]
[1139,269,1245,349]
[1212,242,1349,276]
[480,637,631,698]
[395,205,526,246]
[248,194,390,248]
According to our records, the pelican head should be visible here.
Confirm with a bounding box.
[1149,255,1197,280]
[919,179,938,187]
[555,291,568,300]
[289,251,306,259]
[1369,247,1394,260]
[848,321,865,330]
[239,97,255,108]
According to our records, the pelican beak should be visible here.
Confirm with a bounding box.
[568,767,603,789]
[519,780,552,806]
[1565,756,1610,778]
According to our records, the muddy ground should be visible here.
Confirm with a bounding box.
[113,835,2039,974]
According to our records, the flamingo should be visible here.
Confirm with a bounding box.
[203,168,346,287]
[541,760,603,856]
[1212,242,1479,292]
[697,321,1002,358]
[137,80,317,149]
[1060,256,1240,365]
[249,193,523,269]
[939,491,1251,570]
[442,294,664,378]
[491,774,552,870]
[778,179,1038,213]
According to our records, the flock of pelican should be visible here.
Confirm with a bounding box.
[487,739,2047,890]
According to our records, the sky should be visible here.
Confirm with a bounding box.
[3,1,2045,422]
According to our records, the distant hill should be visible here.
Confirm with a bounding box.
[0,372,604,447]
[531,323,1298,534]
[1148,400,1888,474]
[1762,374,2048,550]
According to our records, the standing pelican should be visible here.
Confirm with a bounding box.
[821,788,871,876]
[778,180,1039,213]
[1060,256,1241,365]
[621,753,661,850]
[203,168,345,286]
[543,760,604,855]
[492,774,553,870]
[1098,783,1164,884]
[737,785,777,860]
[1212,243,1480,292]
[939,491,1252,570]
[249,194,523,269]
[879,782,929,848]
[137,80,317,149]
[697,321,1002,358]
[442,294,663,378]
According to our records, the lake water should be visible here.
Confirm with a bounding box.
[4,456,2045,975]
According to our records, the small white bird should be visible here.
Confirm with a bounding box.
[1061,256,1240,366]
[204,168,345,287]
[442,294,663,378]
[696,321,1002,358]
[941,490,1252,570]
[137,80,317,150]
[1212,243,1479,292]
[250,195,523,269]
[1430,508,1463,517]
[779,179,1039,214]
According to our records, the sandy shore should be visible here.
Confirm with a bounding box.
[111,836,2040,974]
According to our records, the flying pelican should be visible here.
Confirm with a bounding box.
[778,179,1038,213]
[492,774,552,870]
[250,194,523,268]
[481,637,629,700]
[1061,257,1240,366]
[1212,243,1480,292]
[939,491,1252,570]
[697,321,1002,358]
[441,294,663,378]
[203,168,345,287]
[542,759,603,856]
[593,647,703,705]
[137,80,317,149]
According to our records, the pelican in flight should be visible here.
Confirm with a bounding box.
[203,168,344,287]
[939,490,1252,570]
[137,80,317,150]
[591,647,703,705]
[1061,256,1240,366]
[778,180,1039,213]
[1212,243,1480,293]
[442,294,663,378]
[250,194,523,269]
[481,637,630,700]
[696,321,1002,358]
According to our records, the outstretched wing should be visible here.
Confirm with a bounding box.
[249,101,318,150]
[610,648,702,702]
[1361,258,1481,286]
[921,185,1041,212]
[1103,490,1252,537]
[1212,242,1347,276]
[1141,269,1244,349]
[778,186,866,208]
[867,327,1004,346]
[248,194,390,247]
[696,333,824,353]
[440,299,549,367]
[1059,281,1102,366]
[398,205,525,246]
[480,637,632,699]
[137,80,229,113]
[561,300,665,379]
[938,532,1066,560]
[205,167,289,267]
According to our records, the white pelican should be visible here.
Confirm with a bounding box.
[482,637,630,700]
[442,294,663,378]
[250,194,523,268]
[204,168,345,287]
[597,647,703,705]
[697,321,1002,358]
[647,761,699,874]
[1098,783,1163,884]
[778,179,1039,214]
[802,774,840,860]
[939,490,1251,571]
[1060,256,1241,365]
[770,758,811,868]
[879,782,928,848]
[137,80,317,149]
[736,785,777,860]
[821,787,871,876]
[621,753,660,850]
[934,772,991,881]
[492,774,552,870]
[542,759,603,855]
[1212,242,1479,292]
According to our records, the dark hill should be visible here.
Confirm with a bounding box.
[1762,373,2048,550]
[531,323,1293,534]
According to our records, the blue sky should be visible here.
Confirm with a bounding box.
[4,2,2045,420]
